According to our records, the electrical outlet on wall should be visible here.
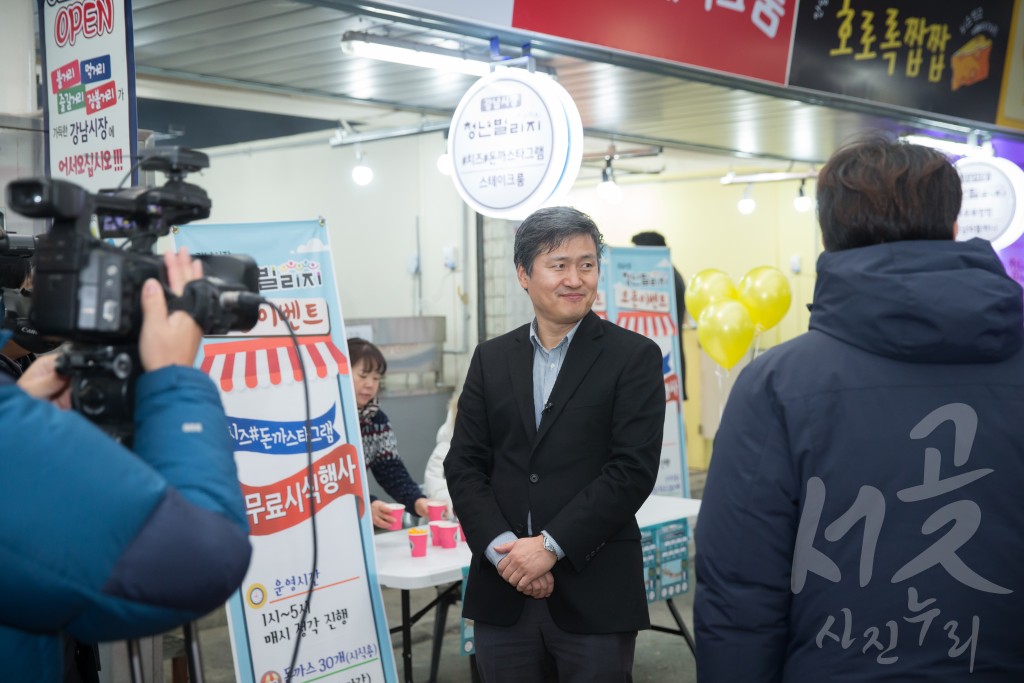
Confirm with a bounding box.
[443,245,458,271]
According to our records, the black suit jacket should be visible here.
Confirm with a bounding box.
[445,311,665,633]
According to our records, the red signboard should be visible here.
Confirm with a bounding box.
[511,0,797,84]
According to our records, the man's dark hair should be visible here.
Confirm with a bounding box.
[817,133,962,252]
[513,206,604,276]
[630,231,667,247]
[347,337,387,374]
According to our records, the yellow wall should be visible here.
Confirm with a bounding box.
[565,173,822,471]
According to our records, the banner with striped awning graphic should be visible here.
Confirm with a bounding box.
[198,335,349,392]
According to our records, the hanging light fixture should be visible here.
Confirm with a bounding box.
[737,184,755,214]
[596,157,622,204]
[436,132,453,176]
[793,179,813,212]
[352,145,373,186]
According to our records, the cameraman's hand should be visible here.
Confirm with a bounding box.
[139,249,205,372]
[16,354,71,409]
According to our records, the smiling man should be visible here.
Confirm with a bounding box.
[445,206,666,682]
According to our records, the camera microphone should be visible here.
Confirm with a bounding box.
[219,291,265,313]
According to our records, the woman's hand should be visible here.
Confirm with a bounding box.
[370,500,397,529]
[413,497,431,519]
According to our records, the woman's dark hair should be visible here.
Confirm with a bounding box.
[347,337,387,374]
[513,206,604,276]
[817,133,962,252]
[630,231,667,247]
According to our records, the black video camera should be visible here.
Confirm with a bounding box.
[4,147,262,441]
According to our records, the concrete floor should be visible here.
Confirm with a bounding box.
[161,582,697,683]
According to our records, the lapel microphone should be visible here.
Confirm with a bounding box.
[542,401,554,415]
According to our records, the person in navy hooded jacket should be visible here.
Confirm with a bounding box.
[0,249,251,682]
[695,135,1024,682]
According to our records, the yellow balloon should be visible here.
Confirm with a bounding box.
[685,269,737,321]
[737,266,792,332]
[697,300,755,370]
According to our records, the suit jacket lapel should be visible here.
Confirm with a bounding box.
[535,311,604,447]
[508,325,537,441]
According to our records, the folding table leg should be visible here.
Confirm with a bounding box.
[428,585,455,682]
[402,589,414,683]
[666,598,696,656]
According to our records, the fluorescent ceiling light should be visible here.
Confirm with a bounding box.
[341,31,495,77]
[900,134,994,158]
[720,170,817,185]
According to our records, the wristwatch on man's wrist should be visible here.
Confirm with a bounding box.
[542,534,557,557]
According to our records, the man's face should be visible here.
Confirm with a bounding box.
[517,234,599,328]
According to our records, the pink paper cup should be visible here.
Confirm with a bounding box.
[437,521,458,549]
[429,520,443,546]
[386,503,405,531]
[408,529,428,557]
[427,500,447,522]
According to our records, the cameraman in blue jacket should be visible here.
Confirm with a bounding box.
[695,136,1024,681]
[0,249,251,681]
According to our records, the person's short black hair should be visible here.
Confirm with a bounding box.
[513,206,604,276]
[347,337,387,374]
[630,231,667,247]
[817,133,962,252]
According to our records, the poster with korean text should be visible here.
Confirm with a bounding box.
[789,0,1017,127]
[604,246,688,498]
[174,220,398,683]
[37,0,136,190]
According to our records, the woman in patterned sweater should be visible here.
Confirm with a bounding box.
[348,337,431,528]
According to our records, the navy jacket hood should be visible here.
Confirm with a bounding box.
[810,238,1023,364]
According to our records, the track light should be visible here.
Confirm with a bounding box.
[900,133,994,158]
[341,30,496,77]
[596,158,622,204]
[794,179,813,212]
[352,146,373,186]
[737,184,755,215]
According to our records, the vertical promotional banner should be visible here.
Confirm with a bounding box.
[603,246,688,498]
[37,0,137,190]
[174,221,397,683]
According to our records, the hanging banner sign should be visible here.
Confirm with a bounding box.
[956,156,1024,250]
[603,246,688,498]
[174,220,397,683]
[790,0,1016,126]
[956,156,1024,293]
[511,0,796,84]
[997,0,1024,129]
[37,0,137,191]
[448,69,582,219]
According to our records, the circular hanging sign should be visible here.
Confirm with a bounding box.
[448,69,582,220]
[955,156,1024,251]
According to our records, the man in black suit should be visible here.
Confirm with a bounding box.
[445,206,666,682]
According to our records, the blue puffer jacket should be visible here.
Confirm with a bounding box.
[0,339,251,682]
[695,239,1024,682]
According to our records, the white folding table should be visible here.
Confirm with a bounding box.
[374,495,701,683]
